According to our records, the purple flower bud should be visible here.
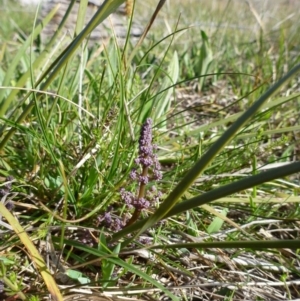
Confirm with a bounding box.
[139,157,153,167]
[138,118,153,156]
[133,197,150,210]
[103,212,112,225]
[139,175,149,184]
[120,188,135,208]
[112,218,124,231]
[129,169,138,180]
[140,146,153,156]
[97,212,113,228]
[153,169,162,180]
[153,156,161,170]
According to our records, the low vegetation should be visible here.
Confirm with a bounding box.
[0,0,300,300]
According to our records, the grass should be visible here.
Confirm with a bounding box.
[0,0,300,300]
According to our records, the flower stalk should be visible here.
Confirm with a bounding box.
[122,118,162,227]
[97,118,162,231]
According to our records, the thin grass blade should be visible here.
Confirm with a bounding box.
[0,202,63,300]
[125,64,300,240]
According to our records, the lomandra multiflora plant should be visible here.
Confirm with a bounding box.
[98,118,162,230]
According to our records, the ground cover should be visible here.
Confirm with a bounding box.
[0,0,300,300]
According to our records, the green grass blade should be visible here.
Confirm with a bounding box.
[75,0,89,36]
[112,160,300,241]
[53,237,179,301]
[0,0,127,151]
[149,239,300,251]
[127,63,300,240]
[0,4,60,116]
[168,161,300,217]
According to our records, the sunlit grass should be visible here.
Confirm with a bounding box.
[0,0,300,300]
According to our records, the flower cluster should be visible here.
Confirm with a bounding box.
[97,210,125,232]
[135,118,162,180]
[120,118,162,212]
[97,118,163,231]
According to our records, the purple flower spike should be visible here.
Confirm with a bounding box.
[119,118,164,227]
[134,119,162,181]
[139,118,153,156]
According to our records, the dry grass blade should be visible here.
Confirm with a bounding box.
[62,294,145,301]
[63,296,113,301]
[135,0,166,47]
[0,202,63,301]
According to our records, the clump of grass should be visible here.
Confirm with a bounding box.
[1,0,300,300]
